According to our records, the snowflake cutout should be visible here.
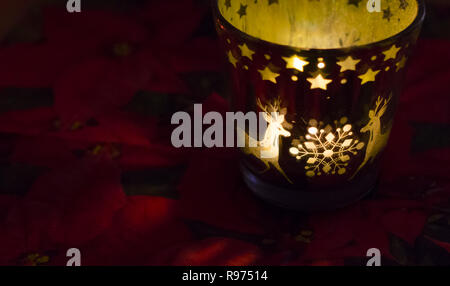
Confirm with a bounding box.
[289,118,365,177]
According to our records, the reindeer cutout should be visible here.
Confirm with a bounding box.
[352,95,392,178]
[237,98,292,184]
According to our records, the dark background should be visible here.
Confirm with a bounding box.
[0,0,448,266]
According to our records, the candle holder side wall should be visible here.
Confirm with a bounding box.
[213,0,425,211]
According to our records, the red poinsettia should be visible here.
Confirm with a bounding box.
[0,157,126,265]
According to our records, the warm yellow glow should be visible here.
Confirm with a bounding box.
[227,51,238,67]
[307,74,332,90]
[239,43,255,59]
[258,66,279,83]
[289,147,299,155]
[291,75,298,81]
[317,62,325,69]
[352,96,392,178]
[358,68,380,85]
[290,118,365,177]
[383,45,401,61]
[337,56,360,72]
[325,133,335,142]
[238,98,292,183]
[396,56,407,71]
[341,79,347,84]
[308,127,318,135]
[283,55,309,72]
[218,0,418,49]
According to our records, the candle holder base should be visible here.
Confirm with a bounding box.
[240,163,378,212]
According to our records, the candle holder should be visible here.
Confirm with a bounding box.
[213,0,425,211]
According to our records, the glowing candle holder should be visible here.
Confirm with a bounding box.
[213,0,425,211]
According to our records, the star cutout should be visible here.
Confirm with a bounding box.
[383,45,401,61]
[227,51,238,68]
[239,43,255,59]
[282,55,309,72]
[225,0,232,9]
[348,0,363,7]
[337,56,360,72]
[358,68,380,85]
[399,0,408,10]
[258,67,279,83]
[268,0,279,5]
[383,7,393,22]
[237,4,247,18]
[307,74,332,90]
[396,56,407,71]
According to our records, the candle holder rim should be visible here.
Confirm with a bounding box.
[213,0,426,55]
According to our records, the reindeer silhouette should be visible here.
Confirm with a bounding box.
[352,95,392,178]
[237,98,292,184]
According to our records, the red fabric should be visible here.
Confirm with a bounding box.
[0,0,449,266]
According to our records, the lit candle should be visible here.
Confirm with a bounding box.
[214,0,425,211]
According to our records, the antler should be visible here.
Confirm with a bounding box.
[374,97,383,113]
[272,98,282,113]
[256,98,268,113]
[257,97,285,118]
[374,95,392,116]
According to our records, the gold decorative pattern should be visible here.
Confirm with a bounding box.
[237,3,247,18]
[218,0,418,49]
[383,45,401,61]
[396,55,407,71]
[290,118,365,177]
[258,66,280,83]
[337,56,360,72]
[239,43,255,59]
[227,50,238,67]
[352,95,392,178]
[237,98,292,183]
[358,68,380,85]
[282,55,309,72]
[307,74,332,90]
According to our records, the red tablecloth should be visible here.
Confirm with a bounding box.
[0,0,449,266]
